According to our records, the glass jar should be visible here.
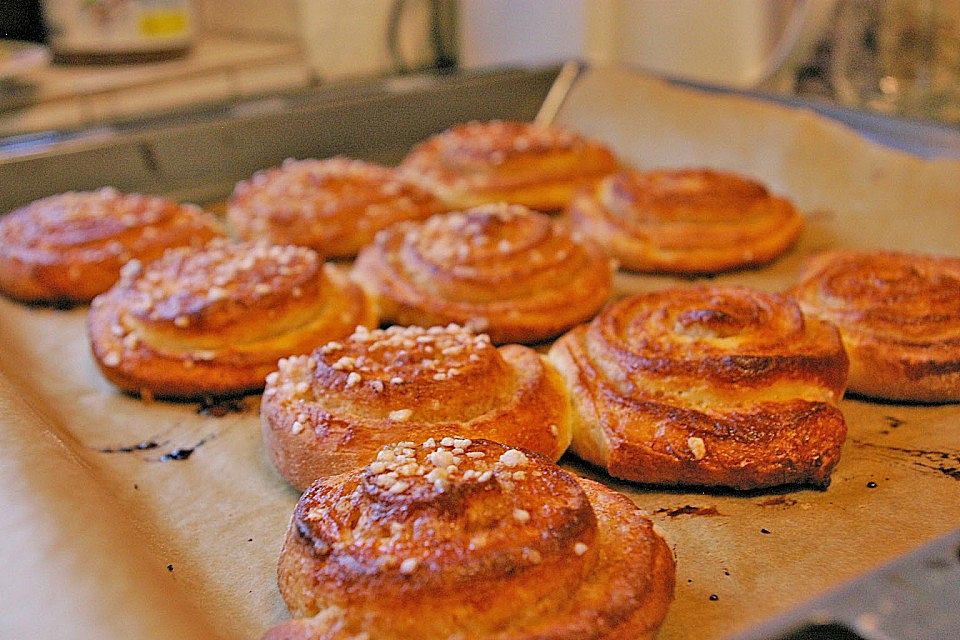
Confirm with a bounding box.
[830,0,960,122]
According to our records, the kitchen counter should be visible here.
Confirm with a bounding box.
[0,34,313,136]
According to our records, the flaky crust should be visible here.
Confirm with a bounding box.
[227,157,446,258]
[792,250,960,402]
[566,169,803,273]
[265,439,674,640]
[87,240,376,399]
[0,188,222,303]
[350,204,614,344]
[261,324,573,491]
[549,286,849,490]
[399,120,619,212]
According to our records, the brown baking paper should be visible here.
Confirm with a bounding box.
[1,66,958,640]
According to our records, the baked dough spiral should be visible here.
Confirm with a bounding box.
[399,120,619,211]
[0,187,222,303]
[88,239,376,399]
[566,169,803,273]
[548,286,849,489]
[261,324,573,491]
[227,157,446,258]
[350,203,614,344]
[792,250,960,403]
[265,438,674,640]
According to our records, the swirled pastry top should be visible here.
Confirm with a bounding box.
[261,323,573,490]
[227,157,446,258]
[792,250,960,402]
[0,187,222,302]
[548,286,849,489]
[566,169,803,273]
[350,203,614,344]
[399,120,619,211]
[266,438,674,640]
[88,239,376,399]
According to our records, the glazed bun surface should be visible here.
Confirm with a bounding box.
[261,323,573,491]
[228,158,446,258]
[0,188,222,302]
[792,250,960,402]
[549,286,849,489]
[351,203,614,344]
[400,120,618,212]
[266,438,674,640]
[566,169,803,273]
[88,239,375,399]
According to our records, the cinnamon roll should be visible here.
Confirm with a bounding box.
[261,324,572,491]
[399,120,619,212]
[0,188,222,303]
[549,286,849,489]
[88,239,376,399]
[566,169,803,273]
[350,203,614,344]
[265,438,674,640]
[227,158,446,258]
[792,250,960,402]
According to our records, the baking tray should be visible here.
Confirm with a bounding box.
[0,65,958,640]
[0,66,559,210]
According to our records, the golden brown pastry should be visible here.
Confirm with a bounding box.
[566,168,803,273]
[261,323,572,491]
[0,187,222,303]
[88,239,376,399]
[549,286,849,490]
[792,250,960,403]
[399,120,619,211]
[351,203,614,344]
[227,157,446,258]
[265,438,675,640]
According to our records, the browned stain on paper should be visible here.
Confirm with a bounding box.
[756,496,798,507]
[879,415,906,435]
[653,505,721,517]
[853,440,960,481]
[154,433,220,462]
[196,395,251,418]
[98,439,162,454]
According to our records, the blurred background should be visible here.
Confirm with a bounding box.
[2,0,959,138]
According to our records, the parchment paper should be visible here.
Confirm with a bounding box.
[1,66,958,640]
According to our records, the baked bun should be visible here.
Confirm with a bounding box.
[792,250,960,403]
[266,438,674,640]
[548,286,849,490]
[0,187,222,303]
[88,239,376,399]
[566,169,803,273]
[351,203,614,344]
[261,323,573,491]
[227,157,446,258]
[399,120,619,212]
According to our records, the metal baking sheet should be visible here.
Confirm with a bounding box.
[0,65,958,640]
[0,67,559,210]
